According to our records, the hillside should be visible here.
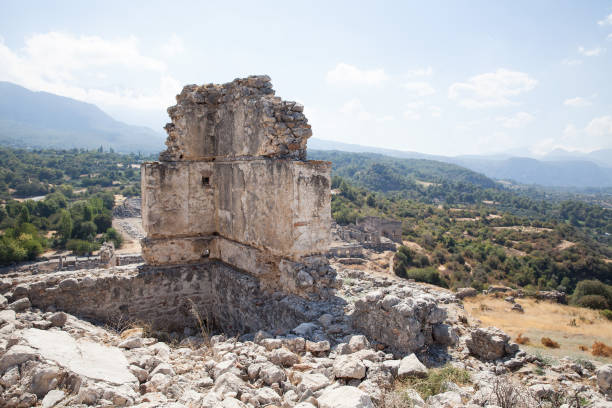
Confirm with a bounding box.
[0,82,165,153]
[452,156,612,188]
[308,150,497,190]
[310,138,612,188]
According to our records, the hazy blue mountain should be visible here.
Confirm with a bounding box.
[450,157,612,187]
[540,148,612,168]
[0,82,165,153]
[309,138,612,188]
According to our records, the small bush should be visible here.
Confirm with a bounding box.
[541,337,560,348]
[404,267,448,288]
[576,294,609,310]
[515,333,529,345]
[572,280,612,310]
[578,345,589,352]
[399,364,470,400]
[592,341,612,357]
[66,239,99,256]
[599,309,612,321]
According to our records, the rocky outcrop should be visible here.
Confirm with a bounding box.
[597,364,612,395]
[465,327,519,361]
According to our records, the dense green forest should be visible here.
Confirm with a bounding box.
[0,147,147,264]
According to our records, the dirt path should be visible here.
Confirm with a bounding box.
[112,217,144,254]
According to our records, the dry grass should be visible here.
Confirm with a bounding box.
[592,341,612,357]
[465,295,612,362]
[541,337,560,348]
[515,333,530,345]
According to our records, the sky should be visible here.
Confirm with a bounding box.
[0,0,611,157]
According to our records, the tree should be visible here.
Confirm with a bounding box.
[82,204,93,221]
[17,206,30,225]
[93,213,112,233]
[104,228,123,248]
[77,221,97,241]
[58,210,73,244]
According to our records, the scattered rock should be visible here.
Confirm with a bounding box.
[8,297,31,312]
[596,364,612,395]
[455,287,478,299]
[466,327,516,361]
[318,386,375,408]
[333,355,367,379]
[398,353,427,378]
[48,312,67,327]
[41,389,65,408]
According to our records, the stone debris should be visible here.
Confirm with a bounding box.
[465,326,519,361]
[0,269,610,407]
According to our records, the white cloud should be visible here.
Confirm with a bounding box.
[402,81,435,97]
[340,99,393,122]
[564,96,592,107]
[561,116,612,151]
[608,33,612,41]
[496,112,534,129]
[429,106,442,118]
[403,110,421,120]
[585,115,612,137]
[562,58,582,66]
[598,13,612,26]
[160,33,185,58]
[403,102,441,120]
[0,32,179,120]
[448,69,537,108]
[405,67,433,77]
[578,46,604,56]
[326,63,388,85]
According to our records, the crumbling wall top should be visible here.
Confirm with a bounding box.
[160,75,312,161]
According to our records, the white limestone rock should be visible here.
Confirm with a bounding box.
[318,386,375,408]
[596,364,612,395]
[397,353,427,379]
[333,355,367,379]
[41,389,65,408]
[426,390,462,407]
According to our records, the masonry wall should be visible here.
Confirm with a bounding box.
[19,263,322,334]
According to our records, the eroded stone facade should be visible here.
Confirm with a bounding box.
[141,76,333,299]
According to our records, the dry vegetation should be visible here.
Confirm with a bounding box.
[465,295,612,362]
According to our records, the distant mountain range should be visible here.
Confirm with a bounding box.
[309,138,612,188]
[0,82,165,153]
[0,81,609,188]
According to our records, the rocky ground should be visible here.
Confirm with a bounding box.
[0,268,611,407]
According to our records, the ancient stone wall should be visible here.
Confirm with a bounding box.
[14,263,333,335]
[141,76,333,299]
[358,216,403,244]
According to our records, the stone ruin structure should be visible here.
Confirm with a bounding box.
[329,216,402,258]
[140,75,335,300]
[358,216,402,244]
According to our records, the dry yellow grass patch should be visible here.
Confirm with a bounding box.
[464,295,612,362]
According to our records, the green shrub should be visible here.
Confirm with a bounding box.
[66,239,99,256]
[104,228,123,249]
[405,267,448,288]
[399,364,471,400]
[600,309,612,321]
[572,280,612,309]
[576,294,609,310]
